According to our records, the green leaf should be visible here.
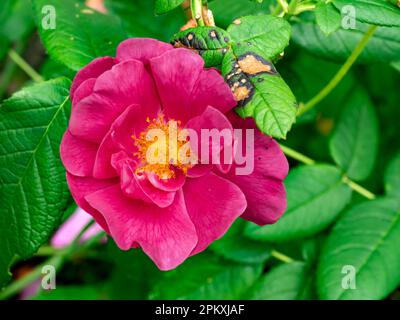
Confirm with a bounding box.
[222,50,297,139]
[149,253,263,299]
[227,14,291,61]
[221,15,296,139]
[33,0,127,71]
[333,0,400,27]
[329,88,379,181]
[315,2,341,35]
[317,198,400,299]
[0,0,34,42]
[210,0,273,29]
[155,0,184,15]
[170,26,231,67]
[247,262,314,299]
[106,241,162,299]
[106,0,185,41]
[0,78,71,286]
[292,19,400,63]
[384,152,400,199]
[245,165,352,242]
[210,220,271,264]
[33,285,102,300]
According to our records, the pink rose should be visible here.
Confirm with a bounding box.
[60,38,288,270]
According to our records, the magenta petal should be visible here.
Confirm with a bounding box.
[70,60,160,143]
[117,38,173,64]
[183,172,247,255]
[147,169,186,192]
[70,57,115,100]
[150,48,205,123]
[223,119,288,225]
[93,130,118,179]
[86,186,198,270]
[60,131,97,177]
[72,78,96,106]
[66,173,118,233]
[186,106,233,164]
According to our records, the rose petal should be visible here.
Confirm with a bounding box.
[85,186,197,270]
[117,38,173,64]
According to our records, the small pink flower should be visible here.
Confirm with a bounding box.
[60,38,288,270]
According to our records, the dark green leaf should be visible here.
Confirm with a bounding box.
[170,26,231,67]
[33,0,127,71]
[245,165,352,242]
[155,0,184,15]
[315,2,341,35]
[33,285,102,300]
[0,78,71,286]
[385,152,400,199]
[317,198,400,299]
[292,19,400,63]
[247,262,314,299]
[106,241,161,299]
[333,0,400,27]
[0,0,34,42]
[210,220,271,264]
[149,253,262,299]
[106,0,185,41]
[330,88,379,181]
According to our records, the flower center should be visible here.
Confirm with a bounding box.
[132,114,195,179]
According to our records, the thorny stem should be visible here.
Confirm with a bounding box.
[279,144,377,200]
[8,49,44,83]
[298,25,378,115]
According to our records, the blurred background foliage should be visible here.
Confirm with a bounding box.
[0,0,399,300]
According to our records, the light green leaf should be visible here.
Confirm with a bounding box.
[227,14,291,61]
[333,0,400,27]
[210,220,271,264]
[33,0,127,71]
[155,0,184,15]
[149,253,262,299]
[0,78,71,287]
[170,26,231,67]
[315,2,341,35]
[330,89,379,181]
[385,152,400,199]
[317,198,400,300]
[245,165,352,242]
[247,262,314,299]
[292,19,400,63]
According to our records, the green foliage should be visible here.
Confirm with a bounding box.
[245,165,352,242]
[315,2,341,35]
[329,88,379,181]
[170,26,231,67]
[292,17,400,63]
[155,0,185,15]
[385,152,400,200]
[33,286,103,300]
[106,0,185,41]
[0,78,71,286]
[210,220,272,264]
[33,0,127,71]
[317,198,400,299]
[333,0,400,27]
[246,262,314,299]
[149,253,263,299]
